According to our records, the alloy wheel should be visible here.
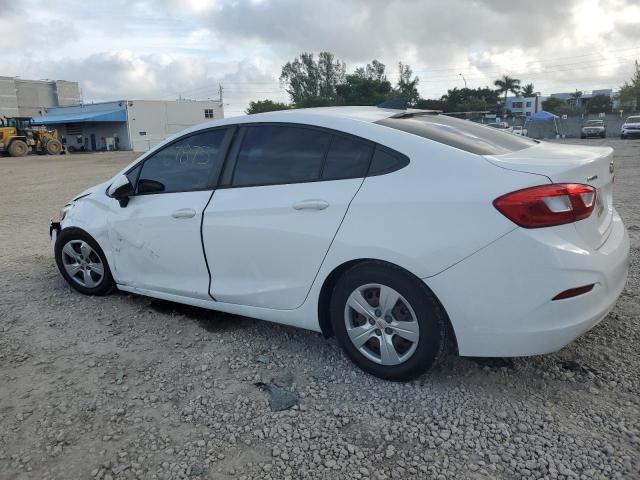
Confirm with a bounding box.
[61,240,105,288]
[343,283,419,366]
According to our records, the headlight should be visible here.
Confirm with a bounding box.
[59,204,73,221]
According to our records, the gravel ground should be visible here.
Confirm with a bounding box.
[1,139,639,480]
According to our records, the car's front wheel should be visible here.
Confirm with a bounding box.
[55,228,115,295]
[330,262,448,381]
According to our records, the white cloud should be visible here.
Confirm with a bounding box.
[0,0,638,114]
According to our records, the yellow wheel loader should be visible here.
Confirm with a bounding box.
[0,117,63,157]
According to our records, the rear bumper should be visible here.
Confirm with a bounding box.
[427,211,629,357]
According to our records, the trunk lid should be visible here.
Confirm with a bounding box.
[485,141,615,249]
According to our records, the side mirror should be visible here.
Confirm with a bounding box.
[108,174,134,207]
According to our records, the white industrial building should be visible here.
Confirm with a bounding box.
[31,99,224,152]
[0,76,81,118]
[504,95,548,116]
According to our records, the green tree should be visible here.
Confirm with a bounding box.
[395,62,420,106]
[245,99,291,115]
[459,97,488,112]
[354,59,387,81]
[618,60,640,110]
[494,75,521,106]
[336,75,392,106]
[521,83,537,97]
[541,96,567,114]
[317,51,346,99]
[439,87,499,112]
[415,98,444,110]
[280,51,345,107]
[586,95,612,114]
[568,90,583,108]
[336,59,392,105]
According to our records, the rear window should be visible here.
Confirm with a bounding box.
[376,114,536,155]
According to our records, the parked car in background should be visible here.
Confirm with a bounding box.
[620,116,640,139]
[512,125,528,136]
[581,119,607,139]
[50,106,629,381]
[488,121,513,133]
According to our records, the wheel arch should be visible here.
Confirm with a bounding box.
[317,258,459,354]
[56,226,112,269]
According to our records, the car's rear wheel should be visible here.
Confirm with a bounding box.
[55,228,115,295]
[330,262,448,381]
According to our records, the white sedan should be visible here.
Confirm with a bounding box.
[50,106,629,381]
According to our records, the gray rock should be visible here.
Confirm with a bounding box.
[256,354,272,364]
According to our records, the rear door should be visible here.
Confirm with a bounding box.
[202,124,374,310]
[108,127,232,299]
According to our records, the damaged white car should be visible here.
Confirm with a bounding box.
[51,106,629,381]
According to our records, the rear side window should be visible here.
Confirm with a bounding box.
[233,126,331,186]
[136,129,227,194]
[322,135,374,180]
[368,146,409,176]
[376,114,536,155]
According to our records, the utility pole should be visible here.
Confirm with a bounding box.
[459,73,467,88]
[218,84,223,104]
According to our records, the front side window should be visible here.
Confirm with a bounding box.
[136,129,227,194]
[232,125,331,186]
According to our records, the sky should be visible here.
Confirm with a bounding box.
[2,0,639,116]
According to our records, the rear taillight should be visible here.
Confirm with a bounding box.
[493,183,596,228]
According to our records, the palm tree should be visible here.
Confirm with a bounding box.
[494,75,521,106]
[569,90,583,108]
[521,83,537,97]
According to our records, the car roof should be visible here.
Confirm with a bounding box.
[242,106,432,123]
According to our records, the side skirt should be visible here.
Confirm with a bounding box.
[117,284,322,332]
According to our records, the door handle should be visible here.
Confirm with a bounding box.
[171,208,197,219]
[292,199,329,211]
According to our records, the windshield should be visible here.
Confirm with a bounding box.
[627,116,640,123]
[376,114,536,155]
[585,121,603,126]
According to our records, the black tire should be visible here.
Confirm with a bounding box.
[8,139,28,157]
[330,261,448,381]
[580,134,586,139]
[46,139,62,155]
[621,134,626,139]
[55,228,115,295]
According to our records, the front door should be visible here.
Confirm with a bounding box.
[203,124,374,310]
[108,127,231,299]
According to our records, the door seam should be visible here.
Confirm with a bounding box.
[294,176,368,309]
[201,189,217,302]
